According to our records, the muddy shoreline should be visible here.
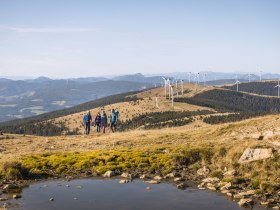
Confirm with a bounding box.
[1,169,279,210]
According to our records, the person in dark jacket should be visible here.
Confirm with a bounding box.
[101,111,108,133]
[110,109,117,132]
[95,112,101,133]
[83,111,92,135]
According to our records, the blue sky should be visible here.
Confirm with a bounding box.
[0,0,279,78]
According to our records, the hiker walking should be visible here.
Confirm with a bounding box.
[115,109,119,131]
[95,112,101,133]
[110,109,117,132]
[101,111,108,133]
[83,111,92,135]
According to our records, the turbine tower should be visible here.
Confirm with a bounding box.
[197,73,200,84]
[188,72,192,83]
[260,70,262,82]
[180,80,184,96]
[167,78,171,99]
[235,78,241,92]
[162,77,167,98]
[275,80,280,98]
[203,73,206,86]
[248,74,251,83]
[170,86,174,107]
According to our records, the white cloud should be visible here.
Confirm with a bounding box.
[0,25,97,33]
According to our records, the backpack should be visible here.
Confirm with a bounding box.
[84,114,90,123]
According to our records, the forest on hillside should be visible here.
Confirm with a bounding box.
[223,81,279,97]
[118,110,214,131]
[175,88,280,124]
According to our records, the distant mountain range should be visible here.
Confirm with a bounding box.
[1,71,279,122]
[0,76,158,122]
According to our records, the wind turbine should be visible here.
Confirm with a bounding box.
[260,70,262,82]
[197,73,200,84]
[188,72,192,83]
[194,73,200,91]
[167,78,171,99]
[235,76,241,92]
[203,73,207,86]
[180,80,184,96]
[248,74,251,83]
[162,77,168,98]
[275,80,280,97]
[170,85,174,107]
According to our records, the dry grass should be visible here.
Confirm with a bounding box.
[1,114,279,164]
[52,85,214,132]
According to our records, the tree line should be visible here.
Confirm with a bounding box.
[118,110,214,131]
[175,88,280,124]
[223,81,279,97]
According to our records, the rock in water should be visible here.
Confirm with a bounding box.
[119,179,129,184]
[238,198,254,207]
[49,197,54,201]
[103,170,115,178]
[177,183,188,190]
[13,194,21,199]
[121,173,131,179]
[145,180,160,184]
[238,148,273,163]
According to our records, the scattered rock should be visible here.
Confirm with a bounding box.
[76,186,82,189]
[174,177,184,182]
[119,179,129,184]
[223,170,237,177]
[3,184,18,190]
[164,173,175,179]
[103,170,115,178]
[221,190,229,194]
[197,166,210,176]
[202,177,220,184]
[238,198,254,207]
[220,182,232,191]
[140,174,147,179]
[227,192,234,197]
[65,185,70,187]
[74,197,78,200]
[49,197,54,201]
[145,180,160,184]
[0,197,8,201]
[13,194,21,199]
[153,176,162,180]
[146,187,151,190]
[233,190,256,199]
[239,148,273,163]
[121,173,131,179]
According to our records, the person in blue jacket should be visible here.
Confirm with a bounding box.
[101,111,108,133]
[83,111,92,135]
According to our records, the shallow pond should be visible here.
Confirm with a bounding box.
[6,179,266,210]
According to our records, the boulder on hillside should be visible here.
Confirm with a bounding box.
[197,166,210,176]
[238,148,273,163]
